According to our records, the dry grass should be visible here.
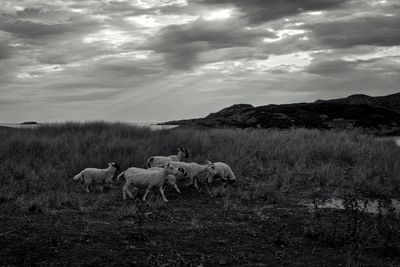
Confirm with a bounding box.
[1,122,400,206]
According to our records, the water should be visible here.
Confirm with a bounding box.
[130,122,179,131]
[0,123,39,129]
[301,198,400,215]
[0,122,178,131]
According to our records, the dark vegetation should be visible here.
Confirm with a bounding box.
[162,93,400,136]
[0,122,400,266]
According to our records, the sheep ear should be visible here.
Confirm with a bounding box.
[113,163,121,170]
[166,162,171,168]
[206,160,212,165]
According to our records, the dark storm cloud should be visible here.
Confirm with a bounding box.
[193,0,348,24]
[145,18,274,69]
[306,56,400,78]
[0,42,15,61]
[0,15,100,41]
[309,15,400,48]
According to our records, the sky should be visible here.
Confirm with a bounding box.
[0,0,399,123]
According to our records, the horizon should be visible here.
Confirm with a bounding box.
[1,0,399,122]
[1,90,397,124]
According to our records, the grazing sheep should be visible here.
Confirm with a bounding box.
[118,162,185,202]
[169,161,216,191]
[146,147,189,168]
[207,161,236,184]
[73,162,121,193]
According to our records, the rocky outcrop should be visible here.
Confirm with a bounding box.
[161,93,400,135]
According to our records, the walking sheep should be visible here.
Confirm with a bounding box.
[207,162,236,184]
[73,162,121,193]
[169,161,216,191]
[118,162,185,202]
[146,147,189,168]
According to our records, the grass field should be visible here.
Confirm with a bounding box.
[1,122,400,266]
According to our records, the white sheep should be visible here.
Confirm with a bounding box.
[73,162,121,193]
[165,174,182,194]
[146,147,189,168]
[207,162,237,185]
[118,162,185,202]
[149,167,186,194]
[169,161,216,191]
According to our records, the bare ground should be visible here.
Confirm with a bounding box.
[0,183,399,267]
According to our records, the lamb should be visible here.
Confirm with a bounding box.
[73,162,121,193]
[118,162,185,202]
[207,162,237,185]
[169,161,216,191]
[146,147,189,168]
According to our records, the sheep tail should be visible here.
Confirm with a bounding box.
[73,172,82,181]
[117,171,125,181]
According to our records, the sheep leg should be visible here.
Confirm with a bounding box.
[184,177,194,187]
[143,187,151,201]
[167,176,181,194]
[207,173,214,184]
[85,185,90,193]
[159,187,168,202]
[79,183,90,193]
[194,177,200,191]
[172,183,181,194]
[123,182,134,200]
[205,182,213,195]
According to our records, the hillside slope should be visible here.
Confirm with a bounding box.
[162,93,400,135]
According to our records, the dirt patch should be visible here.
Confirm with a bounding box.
[0,187,399,266]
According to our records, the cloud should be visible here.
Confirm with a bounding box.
[306,59,367,76]
[309,15,400,48]
[47,90,122,103]
[306,56,400,77]
[193,0,348,24]
[0,42,15,61]
[144,18,273,69]
[0,0,399,123]
[0,14,101,42]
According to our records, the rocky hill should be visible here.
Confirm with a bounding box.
[315,93,400,110]
[162,93,400,135]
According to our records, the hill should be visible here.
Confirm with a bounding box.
[315,92,400,110]
[162,93,400,135]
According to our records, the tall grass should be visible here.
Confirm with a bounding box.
[1,122,400,206]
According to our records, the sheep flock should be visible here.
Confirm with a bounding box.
[72,147,237,202]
